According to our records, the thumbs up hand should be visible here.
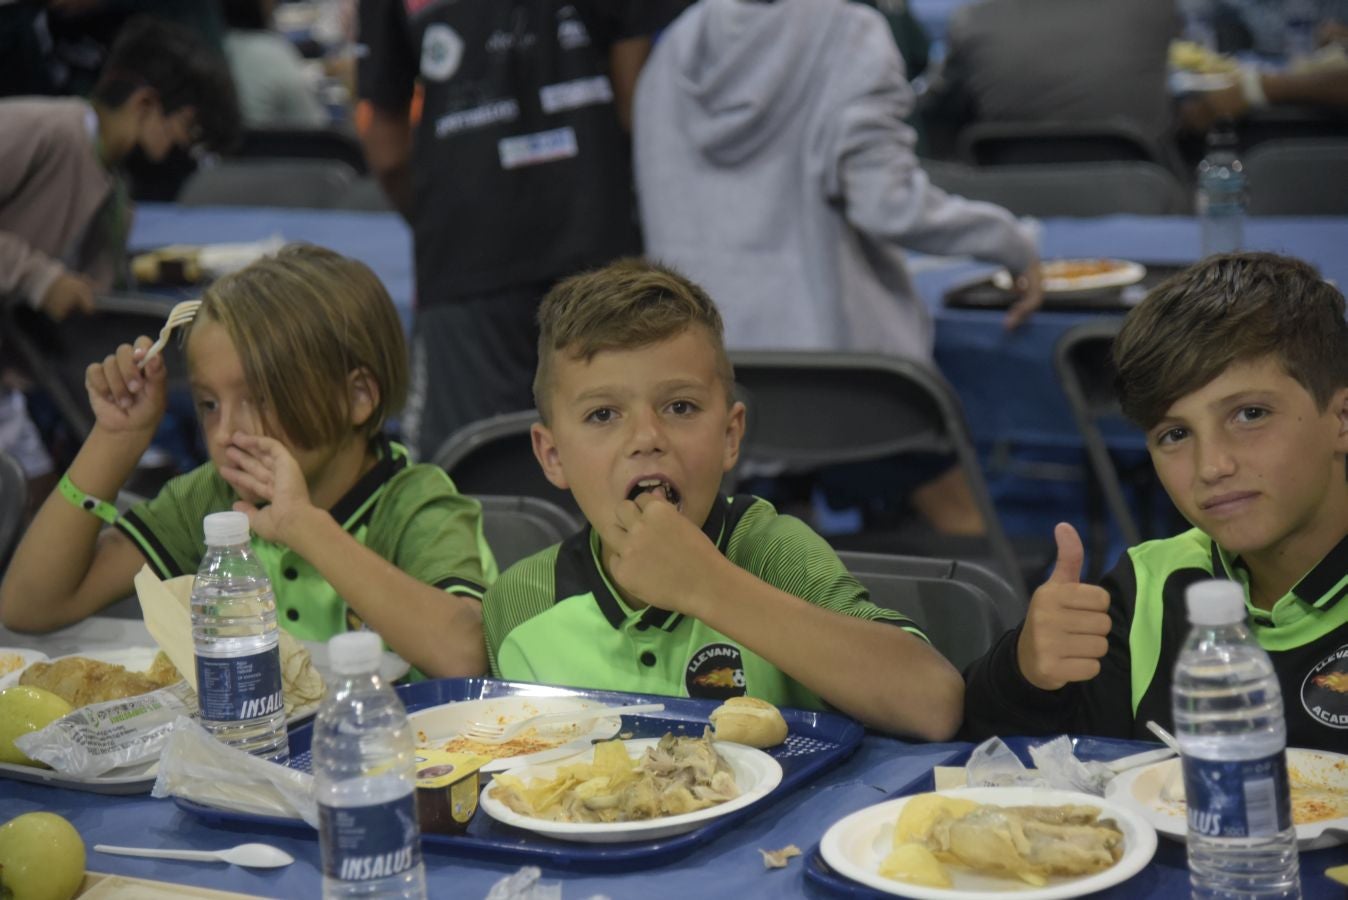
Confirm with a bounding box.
[1016,523,1113,691]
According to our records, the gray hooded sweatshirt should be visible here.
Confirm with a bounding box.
[634,0,1037,362]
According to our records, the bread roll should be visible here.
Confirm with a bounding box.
[709,696,788,748]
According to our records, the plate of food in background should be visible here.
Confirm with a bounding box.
[993,259,1146,294]
[411,695,628,772]
[480,732,783,842]
[820,786,1157,899]
[0,649,49,688]
[1106,748,1348,850]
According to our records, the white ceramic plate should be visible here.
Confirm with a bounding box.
[820,786,1157,900]
[1105,748,1348,851]
[299,639,410,686]
[410,695,625,768]
[0,648,49,689]
[479,738,783,843]
[993,260,1146,293]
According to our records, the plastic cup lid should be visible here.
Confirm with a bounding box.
[329,631,382,675]
[1186,579,1246,625]
[202,511,250,546]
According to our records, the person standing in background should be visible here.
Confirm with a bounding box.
[355,0,689,461]
[222,0,331,129]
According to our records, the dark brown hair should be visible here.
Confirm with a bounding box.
[533,258,735,422]
[1115,251,1348,429]
[191,244,409,449]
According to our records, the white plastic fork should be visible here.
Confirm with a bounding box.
[138,299,202,368]
[463,702,665,745]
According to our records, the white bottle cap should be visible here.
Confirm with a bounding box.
[1186,580,1246,625]
[202,511,250,546]
[328,631,382,675]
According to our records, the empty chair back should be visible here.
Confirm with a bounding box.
[477,494,582,570]
[1244,139,1348,214]
[838,549,1017,670]
[731,351,1025,599]
[924,159,1189,216]
[432,410,581,518]
[177,159,357,209]
[0,449,25,571]
[334,176,394,212]
[235,127,369,174]
[957,118,1179,173]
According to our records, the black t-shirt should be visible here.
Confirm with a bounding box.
[358,0,682,304]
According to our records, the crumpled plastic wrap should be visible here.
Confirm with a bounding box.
[484,867,610,900]
[15,681,198,778]
[150,715,318,827]
[965,736,1114,796]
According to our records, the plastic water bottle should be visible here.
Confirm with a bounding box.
[1196,124,1246,257]
[1173,580,1300,900]
[191,511,289,763]
[313,632,426,900]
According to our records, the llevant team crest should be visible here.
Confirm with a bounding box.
[685,642,747,700]
[1301,642,1348,729]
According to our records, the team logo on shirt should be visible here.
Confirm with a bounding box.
[685,643,747,700]
[556,8,591,51]
[420,24,464,82]
[1301,643,1348,729]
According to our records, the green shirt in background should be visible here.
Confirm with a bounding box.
[117,437,497,643]
[484,494,925,710]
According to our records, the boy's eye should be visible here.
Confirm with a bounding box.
[585,408,615,424]
[1155,426,1188,446]
[668,400,698,416]
[1234,406,1268,424]
[194,398,217,414]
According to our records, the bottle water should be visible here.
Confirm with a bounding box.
[1173,580,1300,900]
[313,632,426,900]
[191,511,289,763]
[1196,124,1246,257]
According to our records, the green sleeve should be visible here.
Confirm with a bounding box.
[481,546,562,678]
[115,464,227,578]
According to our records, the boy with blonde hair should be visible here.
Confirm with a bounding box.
[1,245,495,679]
[482,259,963,739]
[963,252,1348,751]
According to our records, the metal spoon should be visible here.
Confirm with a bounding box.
[94,842,294,868]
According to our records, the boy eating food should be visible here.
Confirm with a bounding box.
[481,258,963,739]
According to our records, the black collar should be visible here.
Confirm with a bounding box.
[1211,532,1348,611]
[328,435,407,532]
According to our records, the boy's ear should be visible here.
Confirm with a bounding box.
[722,399,746,472]
[531,422,570,490]
[346,368,381,429]
[1334,386,1348,449]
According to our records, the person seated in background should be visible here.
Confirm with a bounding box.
[0,15,238,509]
[633,0,1042,538]
[481,259,964,740]
[0,245,496,680]
[962,252,1348,753]
[1213,0,1348,56]
[921,0,1177,153]
[222,0,331,129]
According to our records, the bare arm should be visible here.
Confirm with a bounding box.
[358,102,414,220]
[609,36,651,132]
[605,495,964,740]
[0,340,165,631]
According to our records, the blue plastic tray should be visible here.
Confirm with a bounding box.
[802,736,1348,899]
[176,676,864,872]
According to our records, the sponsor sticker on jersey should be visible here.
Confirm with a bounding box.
[435,99,520,138]
[1301,642,1348,728]
[557,14,591,50]
[420,23,464,82]
[539,76,613,115]
[498,127,579,169]
[685,642,747,700]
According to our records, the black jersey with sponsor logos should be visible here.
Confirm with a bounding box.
[357,1,680,304]
[962,529,1348,751]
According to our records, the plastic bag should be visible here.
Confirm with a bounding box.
[15,682,197,778]
[964,736,1114,796]
[150,716,318,827]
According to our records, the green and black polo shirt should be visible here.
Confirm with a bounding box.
[963,528,1348,751]
[482,494,925,709]
[116,437,498,643]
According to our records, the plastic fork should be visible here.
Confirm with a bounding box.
[463,702,665,745]
[138,299,202,368]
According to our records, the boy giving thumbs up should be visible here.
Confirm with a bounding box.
[961,253,1348,753]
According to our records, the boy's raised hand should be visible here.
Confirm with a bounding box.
[1015,523,1113,691]
[84,337,168,436]
[603,491,728,615]
[220,433,312,544]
